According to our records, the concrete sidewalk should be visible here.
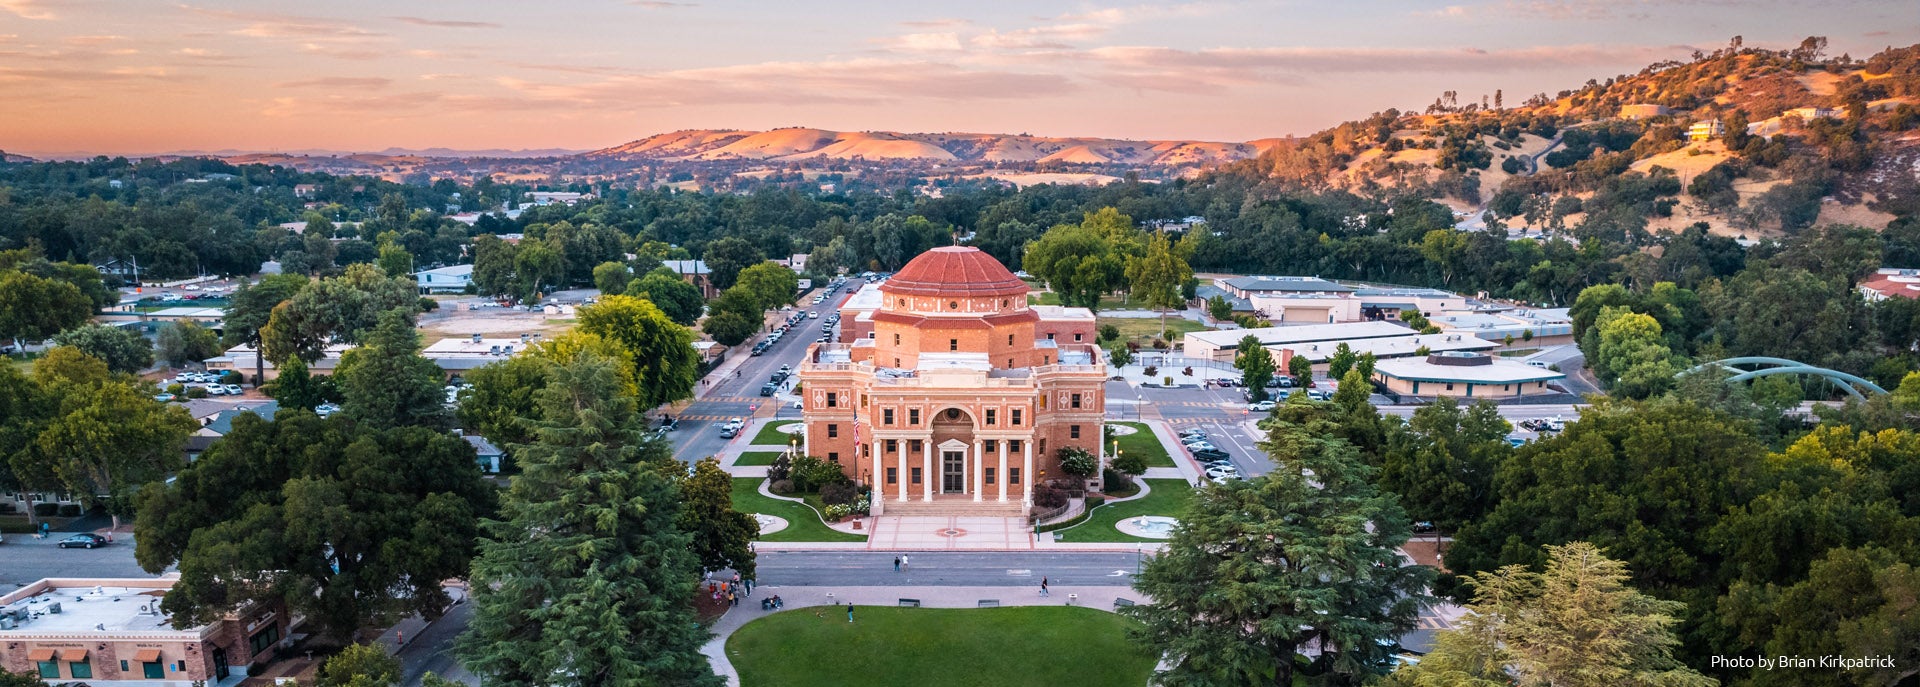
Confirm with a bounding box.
[701,585,1145,686]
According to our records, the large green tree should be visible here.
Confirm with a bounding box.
[734,261,799,312]
[156,319,221,368]
[317,644,403,687]
[334,309,449,430]
[679,457,758,579]
[1592,307,1680,399]
[261,264,417,365]
[1235,335,1276,402]
[52,324,153,373]
[133,411,494,645]
[592,261,632,295]
[575,294,699,410]
[35,374,194,529]
[702,236,764,291]
[458,355,719,686]
[470,234,520,300]
[1021,208,1139,310]
[224,273,308,383]
[1125,232,1193,338]
[0,271,93,345]
[1379,397,1512,531]
[1126,408,1431,685]
[626,267,705,326]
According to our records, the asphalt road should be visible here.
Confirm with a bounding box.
[0,534,161,588]
[751,551,1155,587]
[397,598,475,686]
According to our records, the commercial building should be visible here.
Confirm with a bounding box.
[412,264,474,294]
[836,282,886,343]
[1430,308,1574,346]
[1185,321,1416,361]
[0,578,287,685]
[1373,351,1565,399]
[799,247,1106,517]
[1214,276,1464,324]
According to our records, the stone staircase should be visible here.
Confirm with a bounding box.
[879,498,1028,518]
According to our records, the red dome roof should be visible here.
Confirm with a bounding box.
[882,246,1029,298]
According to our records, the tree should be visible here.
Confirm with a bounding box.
[513,241,564,300]
[0,365,60,528]
[0,271,93,345]
[134,412,494,645]
[1287,349,1314,389]
[678,457,758,579]
[575,294,700,410]
[376,243,414,278]
[702,290,762,347]
[1388,542,1711,687]
[267,356,336,411]
[156,319,221,368]
[592,261,631,295]
[1592,307,1679,399]
[37,377,194,530]
[1235,335,1275,402]
[458,354,720,686]
[456,353,555,447]
[734,262,799,312]
[470,234,520,299]
[318,644,403,687]
[1126,232,1193,338]
[1326,342,1358,381]
[626,267,705,326]
[1111,448,1147,477]
[224,273,307,383]
[334,309,448,430]
[702,236,764,291]
[1207,294,1233,320]
[1126,412,1431,685]
[52,324,153,373]
[261,264,417,365]
[1109,343,1133,368]
[1356,351,1378,380]
[1057,446,1099,478]
[1718,546,1920,687]
[1379,397,1512,531]
[0,669,50,687]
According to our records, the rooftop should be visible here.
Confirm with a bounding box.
[840,282,886,312]
[1221,275,1354,293]
[1375,356,1566,384]
[1029,305,1096,321]
[0,580,194,636]
[1283,333,1498,362]
[201,402,279,435]
[423,337,532,357]
[414,264,475,278]
[148,307,225,319]
[1185,320,1415,350]
[662,259,710,276]
[882,247,1027,298]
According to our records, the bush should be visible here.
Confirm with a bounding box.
[823,503,852,520]
[769,479,794,495]
[166,383,185,395]
[789,455,851,493]
[767,454,792,483]
[1143,365,1158,377]
[1058,447,1099,477]
[34,503,57,517]
[1034,485,1069,509]
[1098,323,1119,341]
[0,502,13,513]
[1182,366,1193,376]
[219,371,243,385]
[821,482,857,506]
[186,386,208,398]
[57,504,82,517]
[1151,338,1167,350]
[1111,450,1147,476]
[1102,467,1133,493]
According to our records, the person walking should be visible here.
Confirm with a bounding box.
[1040,577,1049,597]
[893,556,900,572]
[847,604,855,623]
[728,590,737,607]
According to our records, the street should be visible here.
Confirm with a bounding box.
[749,551,1154,587]
[0,534,160,588]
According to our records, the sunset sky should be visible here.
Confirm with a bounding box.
[1,0,1912,156]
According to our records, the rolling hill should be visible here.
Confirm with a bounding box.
[584,128,1260,166]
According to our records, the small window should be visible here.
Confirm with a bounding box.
[910,409,921,425]
[911,467,923,483]
[1445,383,1455,391]
[950,301,959,310]
[1071,425,1081,439]
[826,392,838,408]
[1010,439,1022,452]
[70,662,92,679]
[986,409,996,426]
[1039,396,1048,409]
[1012,409,1022,426]
[894,333,901,345]
[1073,333,1082,341]
[950,339,958,351]
[1047,332,1056,340]
[911,439,923,452]
[827,424,838,438]
[828,452,839,463]
[1001,299,1008,307]
[1043,356,1050,364]
[1010,468,1021,484]
[986,467,996,484]
[883,409,895,425]
[898,298,905,307]
[895,357,901,367]
[37,662,58,679]
[1008,334,1014,346]
[885,439,898,453]
[1071,393,1082,409]
[887,467,898,484]
[984,439,998,452]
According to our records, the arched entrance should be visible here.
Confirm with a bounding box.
[931,408,976,497]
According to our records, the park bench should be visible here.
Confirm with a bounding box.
[898,598,921,607]
[1113,598,1137,608]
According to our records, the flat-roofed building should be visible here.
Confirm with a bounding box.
[836,282,886,343]
[0,578,287,685]
[1184,321,1416,362]
[1431,308,1574,346]
[412,264,474,294]
[1373,351,1565,399]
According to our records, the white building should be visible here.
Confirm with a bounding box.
[413,264,475,294]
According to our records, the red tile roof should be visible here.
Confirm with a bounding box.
[1862,273,1920,299]
[882,247,1029,298]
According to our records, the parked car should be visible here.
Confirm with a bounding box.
[1411,521,1437,534]
[719,426,739,438]
[153,393,176,402]
[1248,400,1276,411]
[1192,449,1231,462]
[223,384,244,395]
[204,385,227,396]
[315,403,341,417]
[658,416,679,431]
[760,383,777,396]
[57,533,109,549]
[1185,442,1220,453]
[1205,465,1240,479]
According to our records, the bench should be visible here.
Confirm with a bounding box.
[1113,598,1137,608]
[977,600,1000,608]
[898,599,921,607]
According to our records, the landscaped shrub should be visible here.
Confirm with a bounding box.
[821,482,857,506]
[186,386,208,398]
[166,383,185,395]
[769,479,794,495]
[220,371,243,385]
[57,504,81,517]
[1034,485,1069,509]
[1102,467,1133,493]
[767,455,792,482]
[33,503,57,517]
[789,455,851,493]
[823,503,852,520]
[1057,447,1098,478]
[1098,323,1119,341]
[1143,365,1158,377]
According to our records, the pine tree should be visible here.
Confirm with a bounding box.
[1125,410,1431,685]
[458,354,719,686]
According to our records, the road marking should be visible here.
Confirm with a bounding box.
[1108,570,1131,576]
[1006,569,1032,576]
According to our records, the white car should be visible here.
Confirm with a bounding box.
[223,384,243,395]
[204,385,227,396]
[315,403,341,417]
[724,417,746,431]
[1248,400,1276,411]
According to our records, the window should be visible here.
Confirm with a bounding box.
[910,439,923,453]
[949,339,958,351]
[1001,299,1008,307]
[895,358,901,367]
[1046,332,1056,340]
[1445,383,1455,391]
[883,409,895,425]
[950,301,959,310]
[1071,393,1082,409]
[827,424,838,438]
[894,333,901,345]
[911,467,922,483]
[1071,425,1081,439]
[70,662,91,679]
[826,392,837,408]
[887,467,898,484]
[909,409,920,425]
[1011,409,1022,426]
[1008,334,1014,346]
[898,298,906,307]
[1044,356,1050,364]
[37,662,57,679]
[1010,468,1021,484]
[251,625,281,655]
[986,468,996,484]
[984,439,998,452]
[1073,333,1082,341]
[885,439,898,453]
[1039,395,1047,409]
[828,453,839,463]
[1009,439,1022,453]
[985,409,996,426]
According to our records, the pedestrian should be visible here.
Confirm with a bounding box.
[847,604,855,623]
[1040,577,1049,597]
[728,591,737,607]
[893,556,900,572]
[902,554,910,569]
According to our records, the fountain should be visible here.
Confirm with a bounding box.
[1117,515,1178,539]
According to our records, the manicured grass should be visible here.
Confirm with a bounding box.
[1100,317,1209,346]
[1052,479,1194,543]
[1108,421,1174,468]
[728,606,1153,687]
[751,421,802,446]
[730,478,865,543]
[735,451,785,467]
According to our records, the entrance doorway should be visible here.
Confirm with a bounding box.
[212,649,229,680]
[941,451,965,493]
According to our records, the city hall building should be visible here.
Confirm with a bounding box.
[799,247,1105,516]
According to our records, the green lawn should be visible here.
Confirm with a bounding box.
[1108,422,1174,468]
[751,421,802,446]
[728,606,1153,687]
[730,478,866,543]
[1052,479,1195,543]
[735,451,785,467]
[1100,317,1209,347]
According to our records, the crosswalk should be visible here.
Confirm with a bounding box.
[675,414,739,422]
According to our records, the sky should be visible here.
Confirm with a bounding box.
[0,0,1914,156]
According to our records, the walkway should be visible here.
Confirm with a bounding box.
[865,516,1034,550]
[700,585,1144,687]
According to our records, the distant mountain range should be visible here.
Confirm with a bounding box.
[588,128,1281,166]
[10,146,588,161]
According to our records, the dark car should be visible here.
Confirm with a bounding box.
[760,383,777,396]
[58,533,108,549]
[1192,449,1231,462]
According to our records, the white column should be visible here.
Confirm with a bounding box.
[896,440,907,502]
[972,439,984,502]
[922,437,934,501]
[997,440,1009,502]
[1021,439,1034,507]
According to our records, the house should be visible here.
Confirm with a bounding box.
[1861,268,1920,301]
[1373,351,1565,399]
[662,259,718,299]
[527,191,591,206]
[195,402,280,439]
[412,264,475,294]
[0,577,289,684]
[1618,104,1672,120]
[1784,107,1839,121]
[292,184,318,198]
[1688,120,1724,142]
[776,253,810,273]
[91,257,140,283]
[460,432,504,473]
[203,343,350,382]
